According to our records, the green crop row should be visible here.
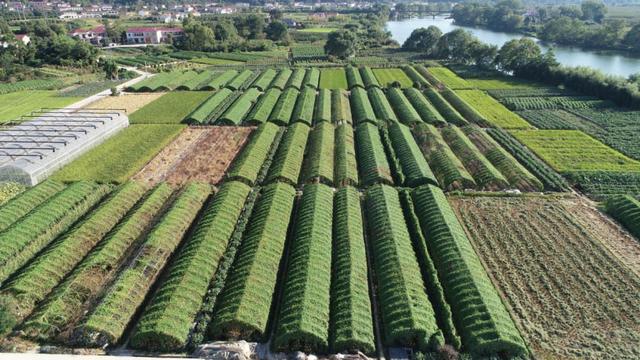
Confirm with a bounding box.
[0,79,64,94]
[273,183,334,353]
[414,65,441,87]
[226,70,255,91]
[387,87,421,125]
[486,128,569,192]
[368,87,398,123]
[404,88,446,126]
[402,66,430,87]
[22,184,174,341]
[271,69,293,91]
[411,185,527,357]
[0,181,110,287]
[359,67,380,89]
[303,68,320,89]
[565,171,640,200]
[203,70,239,90]
[291,87,316,126]
[389,122,438,187]
[302,122,334,184]
[210,182,296,341]
[246,88,282,125]
[0,180,65,233]
[270,88,299,126]
[606,195,640,240]
[441,126,509,190]
[346,66,365,89]
[130,181,251,351]
[330,187,375,353]
[440,88,489,127]
[350,87,376,125]
[356,123,393,186]
[455,90,532,129]
[218,88,261,125]
[73,183,210,347]
[332,89,352,124]
[286,69,306,90]
[315,89,331,123]
[423,88,467,126]
[251,69,277,91]
[334,124,359,186]
[463,126,543,191]
[267,123,311,186]
[0,182,146,336]
[413,123,476,191]
[379,126,405,186]
[185,89,234,124]
[427,67,471,89]
[365,184,443,351]
[227,123,281,186]
[500,96,608,111]
[176,71,216,91]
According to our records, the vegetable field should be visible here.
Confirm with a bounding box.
[371,68,413,88]
[319,68,348,89]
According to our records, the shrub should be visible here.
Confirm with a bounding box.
[273,184,333,353]
[356,123,393,186]
[21,184,174,340]
[210,183,296,341]
[411,185,527,357]
[302,122,335,184]
[330,187,374,353]
[389,122,438,187]
[227,122,281,186]
[334,124,359,186]
[73,183,211,347]
[365,184,443,351]
[267,123,311,186]
[130,182,252,351]
[350,87,377,125]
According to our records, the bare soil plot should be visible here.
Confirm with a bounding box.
[85,93,165,114]
[133,126,253,186]
[450,195,640,360]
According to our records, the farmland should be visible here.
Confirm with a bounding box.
[0,91,82,123]
[0,62,639,360]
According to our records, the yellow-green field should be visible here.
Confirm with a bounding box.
[0,91,82,123]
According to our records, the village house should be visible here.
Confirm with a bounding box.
[69,25,106,45]
[125,27,184,44]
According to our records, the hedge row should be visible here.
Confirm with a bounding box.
[404,88,446,126]
[334,124,359,186]
[0,180,65,233]
[0,182,146,336]
[441,126,508,191]
[387,87,421,125]
[227,122,281,186]
[210,183,296,341]
[270,87,299,126]
[21,184,174,340]
[350,87,377,125]
[273,183,334,353]
[462,125,543,192]
[389,122,438,187]
[0,181,110,286]
[330,186,375,353]
[73,183,211,347]
[413,123,476,191]
[130,181,252,351]
[368,87,398,123]
[292,86,317,126]
[411,185,527,357]
[365,184,443,351]
[246,88,282,125]
[302,122,334,184]
[356,123,393,187]
[267,123,310,186]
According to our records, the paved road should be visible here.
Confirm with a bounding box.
[66,67,154,109]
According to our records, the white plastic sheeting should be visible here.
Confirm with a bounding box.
[0,109,128,185]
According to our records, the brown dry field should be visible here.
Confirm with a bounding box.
[450,195,640,360]
[85,93,165,114]
[133,126,253,186]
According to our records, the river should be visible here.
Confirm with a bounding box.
[386,16,640,78]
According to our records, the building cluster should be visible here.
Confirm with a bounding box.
[69,25,184,46]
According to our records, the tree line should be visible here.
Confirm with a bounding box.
[451,0,640,53]
[403,26,640,108]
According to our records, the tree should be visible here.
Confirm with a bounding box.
[245,14,265,39]
[581,0,607,23]
[402,26,442,55]
[182,21,215,51]
[101,58,118,79]
[495,38,543,73]
[265,21,288,42]
[325,30,357,59]
[623,24,640,51]
[435,29,476,63]
[214,19,238,42]
[269,8,283,21]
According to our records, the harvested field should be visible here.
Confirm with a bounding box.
[133,126,253,186]
[451,195,640,360]
[84,93,165,114]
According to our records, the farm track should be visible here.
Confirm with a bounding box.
[84,93,166,114]
[450,195,640,360]
[133,127,254,186]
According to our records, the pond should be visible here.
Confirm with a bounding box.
[386,16,640,78]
